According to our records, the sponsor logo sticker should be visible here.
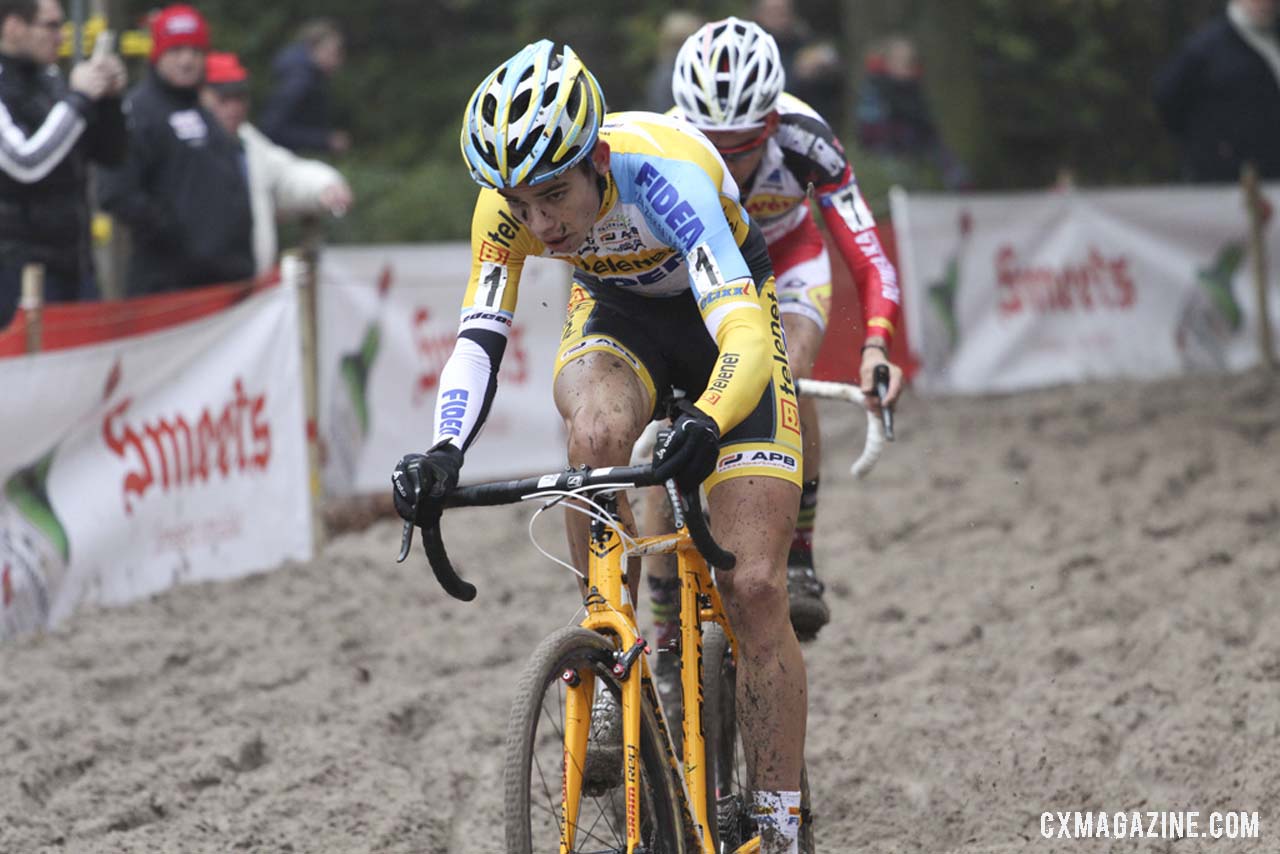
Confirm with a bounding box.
[697,283,751,312]
[716,450,799,473]
[478,240,510,264]
[781,398,800,434]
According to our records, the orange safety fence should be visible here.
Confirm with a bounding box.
[4,239,916,377]
[0,272,279,358]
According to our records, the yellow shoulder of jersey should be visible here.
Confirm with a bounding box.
[601,110,732,192]
[463,188,540,309]
[470,186,542,263]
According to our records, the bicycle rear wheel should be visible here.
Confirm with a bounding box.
[701,622,814,853]
[504,626,688,853]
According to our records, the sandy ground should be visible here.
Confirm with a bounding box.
[2,369,1278,853]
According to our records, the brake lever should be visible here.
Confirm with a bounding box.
[396,519,414,563]
[395,468,423,563]
[872,363,895,441]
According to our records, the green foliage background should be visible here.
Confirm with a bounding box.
[115,0,1224,241]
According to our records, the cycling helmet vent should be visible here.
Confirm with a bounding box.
[460,40,606,189]
[672,16,785,130]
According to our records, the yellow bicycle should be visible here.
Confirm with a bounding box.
[397,377,887,853]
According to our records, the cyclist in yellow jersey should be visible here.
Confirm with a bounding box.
[390,40,808,853]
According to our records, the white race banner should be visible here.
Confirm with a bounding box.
[318,244,571,495]
[891,184,1280,393]
[0,286,313,639]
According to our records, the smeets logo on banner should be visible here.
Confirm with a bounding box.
[411,307,529,403]
[102,376,273,515]
[996,246,1135,316]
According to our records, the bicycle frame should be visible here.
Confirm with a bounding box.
[560,491,742,854]
[401,378,889,852]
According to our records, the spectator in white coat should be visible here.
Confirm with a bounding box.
[201,51,352,276]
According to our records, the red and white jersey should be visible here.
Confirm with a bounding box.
[739,94,837,242]
[679,93,903,343]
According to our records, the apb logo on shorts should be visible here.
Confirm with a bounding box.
[717,450,799,473]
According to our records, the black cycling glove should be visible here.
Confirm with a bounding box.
[652,403,721,493]
[392,440,464,525]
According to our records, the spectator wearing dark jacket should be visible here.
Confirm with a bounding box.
[855,35,970,190]
[0,0,127,327]
[98,4,253,296]
[1155,0,1280,182]
[259,18,348,156]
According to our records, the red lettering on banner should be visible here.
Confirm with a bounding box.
[155,514,245,552]
[102,378,272,515]
[996,246,1135,316]
[412,307,529,403]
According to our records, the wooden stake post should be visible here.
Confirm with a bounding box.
[21,263,44,354]
[282,250,326,553]
[1241,164,1276,370]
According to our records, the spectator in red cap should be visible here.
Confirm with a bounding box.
[97,4,254,295]
[201,51,352,276]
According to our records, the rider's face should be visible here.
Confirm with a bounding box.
[702,115,777,192]
[499,150,607,254]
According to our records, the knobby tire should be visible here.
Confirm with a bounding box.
[503,626,688,853]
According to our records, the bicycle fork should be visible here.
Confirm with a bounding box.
[561,504,663,854]
[561,664,591,849]
[558,650,648,854]
[680,548,714,850]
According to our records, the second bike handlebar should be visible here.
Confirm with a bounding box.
[794,377,891,477]
[396,464,735,601]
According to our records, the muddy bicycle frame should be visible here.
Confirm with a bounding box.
[404,463,739,852]
[398,376,888,852]
[566,479,736,852]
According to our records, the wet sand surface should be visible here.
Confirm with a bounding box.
[3,370,1277,853]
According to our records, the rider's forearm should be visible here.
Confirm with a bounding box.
[431,333,505,452]
[819,205,901,347]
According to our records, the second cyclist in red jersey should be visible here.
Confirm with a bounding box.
[662,16,906,641]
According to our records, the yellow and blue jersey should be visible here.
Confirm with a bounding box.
[435,111,779,450]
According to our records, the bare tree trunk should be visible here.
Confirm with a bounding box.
[915,0,983,178]
[842,0,983,183]
[842,0,916,87]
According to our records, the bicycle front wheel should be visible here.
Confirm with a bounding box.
[504,626,688,854]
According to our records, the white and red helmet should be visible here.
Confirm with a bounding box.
[672,17,786,130]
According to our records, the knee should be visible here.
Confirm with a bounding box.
[783,328,820,378]
[722,559,789,637]
[565,409,643,466]
[787,348,815,380]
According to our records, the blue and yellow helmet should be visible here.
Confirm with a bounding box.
[460,40,606,189]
